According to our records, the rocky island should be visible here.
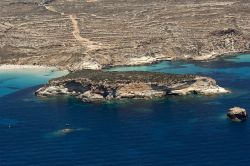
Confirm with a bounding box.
[36,70,229,102]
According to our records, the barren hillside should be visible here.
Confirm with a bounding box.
[0,0,249,70]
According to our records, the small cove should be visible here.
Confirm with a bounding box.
[0,68,68,97]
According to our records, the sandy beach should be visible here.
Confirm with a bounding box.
[0,64,56,71]
[0,64,69,76]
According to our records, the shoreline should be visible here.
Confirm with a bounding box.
[0,64,69,76]
[0,64,57,70]
[1,52,249,71]
[103,52,250,70]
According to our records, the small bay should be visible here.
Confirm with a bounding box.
[0,68,68,97]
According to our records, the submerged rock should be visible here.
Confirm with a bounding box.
[227,107,248,122]
[44,128,91,138]
[35,69,229,102]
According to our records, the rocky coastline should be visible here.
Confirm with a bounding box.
[1,0,246,102]
[35,70,229,102]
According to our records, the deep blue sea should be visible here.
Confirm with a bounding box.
[1,54,250,166]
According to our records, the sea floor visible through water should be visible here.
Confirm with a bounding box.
[1,54,250,165]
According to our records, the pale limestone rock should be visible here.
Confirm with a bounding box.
[169,76,230,95]
[81,91,104,101]
[227,107,248,122]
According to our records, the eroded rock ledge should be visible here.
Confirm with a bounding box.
[35,70,229,102]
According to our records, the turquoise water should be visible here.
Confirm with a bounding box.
[108,54,250,77]
[0,69,68,97]
[1,55,250,165]
[226,53,250,62]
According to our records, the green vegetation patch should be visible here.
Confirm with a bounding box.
[54,70,196,84]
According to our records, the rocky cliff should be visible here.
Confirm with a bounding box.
[36,70,229,102]
[0,0,250,70]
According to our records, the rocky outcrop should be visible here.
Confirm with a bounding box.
[0,0,250,70]
[35,70,229,102]
[227,107,248,122]
[169,76,229,95]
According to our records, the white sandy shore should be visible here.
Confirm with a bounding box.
[0,64,69,78]
[0,65,58,71]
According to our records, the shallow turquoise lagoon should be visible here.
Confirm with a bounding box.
[1,55,250,166]
[0,69,67,97]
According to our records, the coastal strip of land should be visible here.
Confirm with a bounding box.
[0,0,249,70]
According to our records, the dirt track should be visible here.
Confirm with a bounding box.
[69,14,104,51]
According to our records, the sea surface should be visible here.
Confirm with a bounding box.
[1,54,250,165]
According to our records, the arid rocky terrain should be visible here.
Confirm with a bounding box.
[36,70,229,101]
[0,0,250,70]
